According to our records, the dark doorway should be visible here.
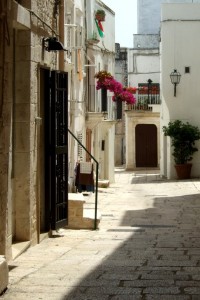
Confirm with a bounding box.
[42,69,68,231]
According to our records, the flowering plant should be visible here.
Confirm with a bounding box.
[95,70,136,105]
[94,70,113,81]
[113,90,136,104]
[125,87,137,94]
[96,78,123,94]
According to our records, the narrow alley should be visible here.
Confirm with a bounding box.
[1,167,200,300]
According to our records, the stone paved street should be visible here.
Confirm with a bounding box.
[1,167,200,299]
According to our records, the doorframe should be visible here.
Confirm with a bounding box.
[125,112,160,170]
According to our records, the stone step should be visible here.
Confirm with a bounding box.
[82,208,101,230]
[0,256,8,295]
[67,193,101,230]
[98,179,109,188]
[12,241,31,260]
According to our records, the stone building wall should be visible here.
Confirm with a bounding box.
[0,0,59,259]
[13,0,58,247]
[0,0,14,259]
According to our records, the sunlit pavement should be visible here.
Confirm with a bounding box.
[1,167,200,300]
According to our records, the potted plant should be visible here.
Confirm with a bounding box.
[162,120,200,179]
[95,10,106,21]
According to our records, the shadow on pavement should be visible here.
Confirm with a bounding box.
[62,191,200,299]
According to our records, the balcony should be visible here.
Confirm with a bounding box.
[125,94,161,113]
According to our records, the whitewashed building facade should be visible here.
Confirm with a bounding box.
[84,0,116,183]
[160,3,200,179]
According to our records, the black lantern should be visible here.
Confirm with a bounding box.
[43,37,67,52]
[170,69,181,97]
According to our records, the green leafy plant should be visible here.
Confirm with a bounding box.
[163,120,200,164]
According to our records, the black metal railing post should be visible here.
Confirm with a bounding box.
[68,128,99,230]
[147,79,152,104]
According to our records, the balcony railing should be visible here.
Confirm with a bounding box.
[87,86,161,114]
[87,85,116,119]
[125,94,161,112]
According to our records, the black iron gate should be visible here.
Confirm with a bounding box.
[45,70,68,230]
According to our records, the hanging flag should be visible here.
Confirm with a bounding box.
[95,19,104,38]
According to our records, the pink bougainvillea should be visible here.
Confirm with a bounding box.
[95,71,136,105]
[112,91,136,105]
[96,78,122,93]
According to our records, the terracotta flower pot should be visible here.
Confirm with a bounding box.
[175,163,192,179]
[95,14,105,21]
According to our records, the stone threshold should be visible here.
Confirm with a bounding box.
[12,241,31,260]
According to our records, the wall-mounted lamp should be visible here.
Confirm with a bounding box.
[43,37,67,52]
[170,69,181,97]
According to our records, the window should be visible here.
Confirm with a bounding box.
[185,67,190,74]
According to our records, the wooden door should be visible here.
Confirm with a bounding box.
[135,124,157,167]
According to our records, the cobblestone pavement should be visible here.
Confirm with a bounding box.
[1,167,200,300]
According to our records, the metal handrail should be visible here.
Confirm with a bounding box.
[68,128,99,230]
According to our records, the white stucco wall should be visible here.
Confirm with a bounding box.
[133,34,160,49]
[128,48,160,87]
[137,0,200,34]
[160,3,200,178]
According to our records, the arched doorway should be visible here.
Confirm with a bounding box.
[135,124,157,167]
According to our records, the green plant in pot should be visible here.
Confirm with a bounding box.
[162,120,200,179]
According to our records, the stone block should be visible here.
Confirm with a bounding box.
[12,1,31,30]
[14,122,30,152]
[67,193,101,229]
[0,256,8,295]
[98,180,109,188]
[68,193,85,201]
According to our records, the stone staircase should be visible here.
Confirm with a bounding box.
[67,193,101,230]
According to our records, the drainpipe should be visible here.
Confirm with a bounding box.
[12,29,16,179]
[69,3,77,188]
[59,0,64,71]
[0,2,6,118]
